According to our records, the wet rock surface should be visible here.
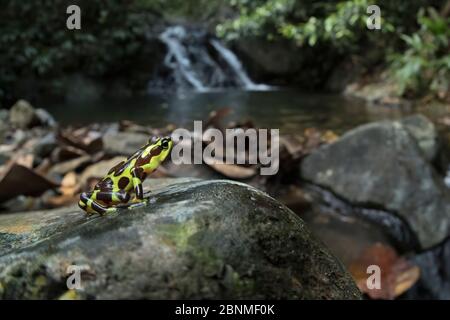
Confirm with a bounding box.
[401,114,439,162]
[301,116,450,249]
[404,237,450,300]
[0,179,361,299]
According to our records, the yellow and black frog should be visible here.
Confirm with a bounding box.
[79,136,173,215]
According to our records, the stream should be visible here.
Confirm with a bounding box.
[42,89,449,134]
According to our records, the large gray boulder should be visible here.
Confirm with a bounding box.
[0,179,360,299]
[301,117,450,249]
[401,114,438,162]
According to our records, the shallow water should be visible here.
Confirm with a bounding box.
[42,89,448,135]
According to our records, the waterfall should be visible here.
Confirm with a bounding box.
[159,26,208,91]
[210,39,270,91]
[445,166,450,188]
[155,25,269,92]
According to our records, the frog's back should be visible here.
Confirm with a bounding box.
[94,154,140,192]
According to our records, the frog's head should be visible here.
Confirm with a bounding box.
[155,136,173,161]
[139,136,173,172]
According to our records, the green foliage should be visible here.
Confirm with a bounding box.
[0,0,447,104]
[217,0,395,51]
[136,0,224,21]
[217,0,448,98]
[0,0,228,107]
[0,0,158,107]
[278,0,394,50]
[216,0,296,41]
[389,8,450,99]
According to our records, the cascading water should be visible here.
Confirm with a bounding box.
[210,39,270,91]
[445,166,450,188]
[154,25,269,92]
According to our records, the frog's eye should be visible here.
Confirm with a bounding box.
[161,138,170,149]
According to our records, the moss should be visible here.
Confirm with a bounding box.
[155,219,199,250]
[155,217,256,297]
[58,289,80,300]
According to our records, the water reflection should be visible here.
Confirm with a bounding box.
[43,89,443,135]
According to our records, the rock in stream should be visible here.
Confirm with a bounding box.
[0,179,361,299]
[301,115,450,249]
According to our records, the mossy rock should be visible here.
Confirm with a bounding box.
[0,178,361,299]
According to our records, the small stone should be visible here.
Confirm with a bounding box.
[9,100,37,129]
[35,108,57,128]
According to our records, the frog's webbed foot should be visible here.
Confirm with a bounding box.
[127,198,149,210]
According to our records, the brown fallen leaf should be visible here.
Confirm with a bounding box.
[204,156,257,179]
[321,130,339,144]
[0,163,59,203]
[13,153,34,168]
[60,171,80,196]
[280,135,304,156]
[59,127,103,154]
[349,243,420,299]
[303,128,323,152]
[35,158,53,175]
[45,193,78,207]
[51,145,87,162]
[61,171,78,189]
[48,155,93,176]
[45,172,81,208]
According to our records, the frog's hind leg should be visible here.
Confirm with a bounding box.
[79,192,117,215]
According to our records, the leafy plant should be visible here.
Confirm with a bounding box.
[389,7,450,99]
[216,0,446,96]
[217,0,396,51]
[0,0,160,107]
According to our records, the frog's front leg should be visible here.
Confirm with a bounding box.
[131,167,147,201]
[129,167,149,208]
[79,191,130,215]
